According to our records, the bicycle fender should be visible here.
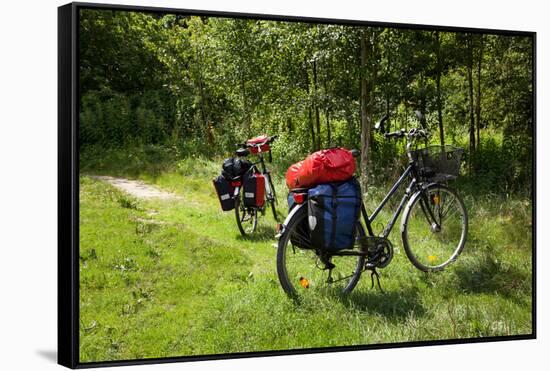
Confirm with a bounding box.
[400,190,420,235]
[399,182,445,234]
[278,202,307,237]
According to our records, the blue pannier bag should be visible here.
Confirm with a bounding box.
[307,178,361,251]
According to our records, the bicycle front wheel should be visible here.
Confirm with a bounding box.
[401,183,468,272]
[276,205,366,299]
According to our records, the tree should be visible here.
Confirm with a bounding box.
[359,29,375,190]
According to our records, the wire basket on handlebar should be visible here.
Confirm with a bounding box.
[411,145,464,182]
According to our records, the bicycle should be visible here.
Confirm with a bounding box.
[232,135,280,236]
[276,112,468,298]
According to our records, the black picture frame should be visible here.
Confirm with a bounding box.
[58,2,536,368]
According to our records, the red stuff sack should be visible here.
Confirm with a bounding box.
[246,135,270,154]
[285,148,356,189]
[285,160,304,189]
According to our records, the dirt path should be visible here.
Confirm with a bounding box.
[94,176,181,200]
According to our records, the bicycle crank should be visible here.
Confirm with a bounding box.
[363,236,394,269]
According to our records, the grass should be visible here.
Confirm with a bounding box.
[79,157,533,362]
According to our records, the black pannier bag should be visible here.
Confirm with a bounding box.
[213,175,235,211]
[242,171,266,207]
[222,157,251,180]
[307,178,361,251]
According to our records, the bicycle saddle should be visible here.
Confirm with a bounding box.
[235,148,249,157]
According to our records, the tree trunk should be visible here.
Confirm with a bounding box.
[286,117,293,133]
[237,44,251,136]
[359,30,373,191]
[435,31,445,146]
[323,64,332,147]
[346,110,354,146]
[195,48,209,141]
[308,108,315,152]
[313,59,321,151]
[304,56,316,151]
[467,35,476,169]
[419,74,427,120]
[475,35,483,150]
[325,110,331,147]
[240,75,250,136]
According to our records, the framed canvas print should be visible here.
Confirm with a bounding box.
[58,2,536,368]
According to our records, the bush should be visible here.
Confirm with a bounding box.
[80,144,180,177]
[466,135,532,195]
[80,89,176,150]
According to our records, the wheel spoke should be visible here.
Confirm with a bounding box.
[277,207,366,297]
[403,185,467,271]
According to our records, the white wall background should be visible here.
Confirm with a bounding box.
[0,0,545,369]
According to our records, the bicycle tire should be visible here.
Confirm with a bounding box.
[264,172,279,222]
[401,183,468,272]
[276,205,366,298]
[235,192,258,236]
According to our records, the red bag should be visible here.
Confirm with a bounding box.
[246,135,270,154]
[285,160,304,189]
[285,148,355,189]
[243,172,266,207]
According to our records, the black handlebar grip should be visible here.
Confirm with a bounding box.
[384,131,402,138]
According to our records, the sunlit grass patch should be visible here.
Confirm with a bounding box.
[79,158,532,362]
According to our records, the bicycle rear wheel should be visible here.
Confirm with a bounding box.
[265,172,280,222]
[401,183,467,272]
[276,205,366,298]
[235,194,258,236]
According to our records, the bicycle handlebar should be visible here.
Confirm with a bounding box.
[375,111,429,141]
[384,128,428,140]
[384,129,405,139]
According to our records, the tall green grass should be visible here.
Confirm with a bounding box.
[79,157,532,362]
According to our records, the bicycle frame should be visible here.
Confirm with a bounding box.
[234,148,276,208]
[362,164,418,239]
[252,152,276,198]
[281,161,440,257]
[359,128,441,240]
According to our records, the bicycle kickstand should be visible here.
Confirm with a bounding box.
[369,268,385,293]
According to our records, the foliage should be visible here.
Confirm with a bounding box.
[78,11,533,360]
[79,9,533,194]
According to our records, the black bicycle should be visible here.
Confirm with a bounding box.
[276,112,468,297]
[233,135,279,236]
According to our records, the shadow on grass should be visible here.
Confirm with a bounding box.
[338,286,426,319]
[235,224,277,242]
[453,254,531,301]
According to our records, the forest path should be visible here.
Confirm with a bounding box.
[93,176,182,200]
